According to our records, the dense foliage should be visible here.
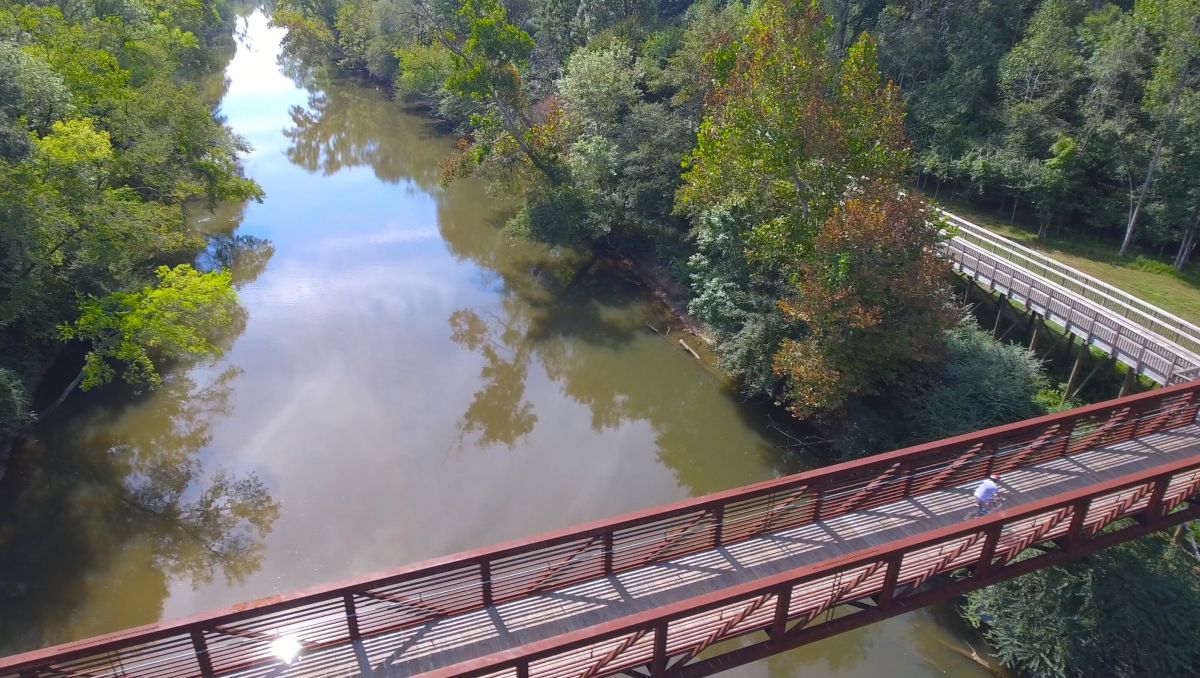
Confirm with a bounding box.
[964,535,1200,677]
[271,2,1200,673]
[274,0,955,418]
[0,0,262,437]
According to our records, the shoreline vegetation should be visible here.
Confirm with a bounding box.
[0,0,269,466]
[270,0,1200,674]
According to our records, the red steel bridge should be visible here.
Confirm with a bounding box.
[3,381,1200,678]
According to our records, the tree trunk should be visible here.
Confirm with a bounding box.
[1010,198,1018,223]
[1119,77,1185,257]
[1174,205,1200,271]
[36,368,85,422]
[832,0,851,57]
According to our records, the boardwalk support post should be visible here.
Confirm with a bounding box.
[1119,367,1137,398]
[1029,312,1043,352]
[993,293,1007,335]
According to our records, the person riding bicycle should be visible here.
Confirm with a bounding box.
[974,474,1001,514]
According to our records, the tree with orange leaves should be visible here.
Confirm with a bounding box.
[773,182,953,417]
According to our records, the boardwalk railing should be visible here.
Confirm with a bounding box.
[945,211,1200,356]
[942,216,1200,384]
[3,382,1199,678]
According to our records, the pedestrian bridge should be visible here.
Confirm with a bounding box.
[3,382,1200,678]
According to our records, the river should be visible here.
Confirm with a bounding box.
[0,10,992,677]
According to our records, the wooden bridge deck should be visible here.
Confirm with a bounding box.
[239,423,1200,677]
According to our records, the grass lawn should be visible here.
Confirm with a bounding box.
[935,197,1200,325]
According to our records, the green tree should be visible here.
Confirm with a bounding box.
[906,317,1050,442]
[59,264,240,393]
[1117,0,1200,256]
[436,0,563,183]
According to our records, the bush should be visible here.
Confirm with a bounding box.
[906,317,1049,442]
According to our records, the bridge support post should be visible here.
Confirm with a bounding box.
[1028,313,1043,352]
[1063,345,1087,405]
[992,294,1007,335]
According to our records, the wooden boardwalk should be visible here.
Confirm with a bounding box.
[237,423,1200,677]
[943,214,1200,384]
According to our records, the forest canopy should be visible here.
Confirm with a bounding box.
[0,0,262,438]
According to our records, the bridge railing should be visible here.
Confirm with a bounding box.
[944,232,1200,384]
[944,211,1200,357]
[3,383,1199,677]
[431,450,1200,678]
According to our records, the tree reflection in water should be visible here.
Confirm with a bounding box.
[0,196,279,654]
[0,366,279,653]
[283,80,443,189]
[450,309,538,448]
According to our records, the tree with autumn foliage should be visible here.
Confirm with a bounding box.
[773,183,953,416]
[681,0,953,417]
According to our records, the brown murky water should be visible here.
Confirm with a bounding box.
[0,11,993,677]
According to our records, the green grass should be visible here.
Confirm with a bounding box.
[936,197,1200,325]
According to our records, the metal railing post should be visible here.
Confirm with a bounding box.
[771,586,793,640]
[344,594,360,640]
[603,531,615,575]
[191,630,215,678]
[1145,476,1171,527]
[712,505,725,548]
[651,621,669,678]
[975,524,1002,579]
[878,554,902,609]
[480,561,493,606]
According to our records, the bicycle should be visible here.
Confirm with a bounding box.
[963,495,1006,521]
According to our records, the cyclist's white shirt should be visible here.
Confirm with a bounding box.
[974,478,998,502]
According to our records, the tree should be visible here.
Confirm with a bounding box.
[906,317,1051,442]
[1117,0,1199,256]
[434,0,564,183]
[59,264,240,393]
[772,183,953,417]
[679,1,950,416]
